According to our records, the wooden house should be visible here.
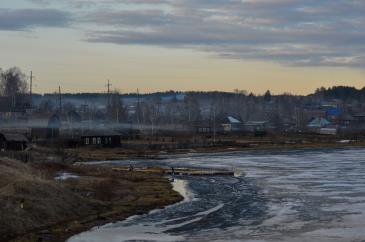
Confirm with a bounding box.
[0,133,29,151]
[81,130,121,148]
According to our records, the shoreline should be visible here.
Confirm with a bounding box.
[192,142,365,154]
[67,178,192,242]
[68,141,365,163]
[171,178,194,203]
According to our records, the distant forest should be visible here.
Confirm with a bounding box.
[31,86,365,101]
[313,86,365,100]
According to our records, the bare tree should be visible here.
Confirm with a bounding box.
[107,91,127,123]
[184,94,201,125]
[0,67,28,107]
[0,67,28,96]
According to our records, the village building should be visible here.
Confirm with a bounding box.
[221,116,242,132]
[81,130,121,147]
[338,114,356,129]
[0,133,29,151]
[307,117,331,129]
[195,120,214,134]
[325,107,342,124]
[352,113,365,123]
[196,125,213,134]
[319,128,338,135]
[243,121,269,133]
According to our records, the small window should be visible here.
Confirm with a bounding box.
[108,137,112,144]
[93,138,97,144]
[97,137,101,144]
[85,138,89,145]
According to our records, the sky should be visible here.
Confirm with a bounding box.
[0,0,364,95]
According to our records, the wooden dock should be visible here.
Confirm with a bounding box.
[112,166,235,176]
[166,167,234,176]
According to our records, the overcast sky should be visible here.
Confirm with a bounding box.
[0,0,364,94]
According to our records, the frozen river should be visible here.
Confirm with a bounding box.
[68,148,365,242]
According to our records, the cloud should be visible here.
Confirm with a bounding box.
[28,0,169,8]
[0,8,71,30]
[24,0,365,67]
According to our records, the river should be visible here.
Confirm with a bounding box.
[68,148,365,242]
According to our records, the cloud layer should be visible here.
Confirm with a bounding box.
[0,8,70,30]
[4,0,365,67]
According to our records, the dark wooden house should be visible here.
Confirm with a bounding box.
[0,133,29,151]
[81,130,121,148]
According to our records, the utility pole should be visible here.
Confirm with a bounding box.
[58,86,62,112]
[106,80,112,107]
[213,105,216,143]
[29,71,33,108]
[116,92,120,123]
[137,88,140,124]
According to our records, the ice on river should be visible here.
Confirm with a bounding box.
[68,148,365,242]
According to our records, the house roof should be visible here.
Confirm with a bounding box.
[1,133,29,142]
[228,116,241,124]
[245,121,269,126]
[326,107,341,116]
[308,117,331,128]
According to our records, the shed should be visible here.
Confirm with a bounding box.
[0,133,29,151]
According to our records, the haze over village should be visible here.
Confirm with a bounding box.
[2,68,365,146]
[1,1,365,242]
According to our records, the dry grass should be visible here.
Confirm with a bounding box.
[0,158,182,242]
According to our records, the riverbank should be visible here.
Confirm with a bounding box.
[61,140,365,163]
[0,158,182,242]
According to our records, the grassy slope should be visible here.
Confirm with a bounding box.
[0,159,182,242]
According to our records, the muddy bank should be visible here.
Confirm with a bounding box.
[0,158,182,242]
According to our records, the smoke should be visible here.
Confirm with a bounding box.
[0,119,191,135]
